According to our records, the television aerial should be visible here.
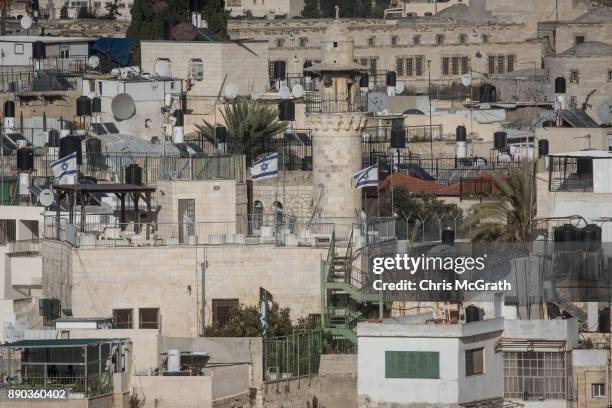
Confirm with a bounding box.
[394,81,405,95]
[88,55,100,69]
[461,74,472,87]
[278,85,292,100]
[20,15,32,30]
[224,83,239,99]
[38,189,54,207]
[111,93,136,121]
[291,84,304,99]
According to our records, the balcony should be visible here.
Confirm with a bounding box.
[304,91,368,114]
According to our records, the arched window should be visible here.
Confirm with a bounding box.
[253,201,264,230]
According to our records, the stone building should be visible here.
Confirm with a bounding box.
[225,0,305,18]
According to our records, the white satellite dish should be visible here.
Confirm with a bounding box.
[461,74,472,87]
[224,83,239,99]
[278,85,291,100]
[154,58,172,77]
[39,189,54,207]
[88,55,100,69]
[597,99,612,125]
[20,15,32,30]
[291,84,304,98]
[111,93,136,120]
[394,81,405,95]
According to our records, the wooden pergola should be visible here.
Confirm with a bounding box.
[53,183,157,239]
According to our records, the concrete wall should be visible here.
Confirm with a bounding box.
[136,375,213,408]
[253,171,313,218]
[572,350,610,408]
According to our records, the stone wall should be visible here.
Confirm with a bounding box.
[253,171,313,217]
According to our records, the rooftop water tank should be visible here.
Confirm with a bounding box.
[278,100,295,121]
[59,135,83,165]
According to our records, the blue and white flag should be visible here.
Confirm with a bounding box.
[51,152,78,184]
[352,164,378,189]
[259,287,269,337]
[251,153,278,181]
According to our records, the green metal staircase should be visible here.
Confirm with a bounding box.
[321,232,383,349]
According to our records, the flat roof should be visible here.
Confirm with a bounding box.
[55,184,157,193]
[0,36,93,43]
[0,338,124,348]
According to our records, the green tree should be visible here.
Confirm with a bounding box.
[301,0,320,18]
[59,4,69,19]
[202,0,228,38]
[195,98,287,166]
[77,5,96,18]
[104,0,121,19]
[469,164,536,242]
[205,302,294,337]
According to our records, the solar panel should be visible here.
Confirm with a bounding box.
[296,132,312,146]
[197,27,223,42]
[102,123,120,134]
[91,123,107,135]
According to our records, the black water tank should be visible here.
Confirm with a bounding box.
[32,41,46,59]
[126,163,143,186]
[479,84,496,103]
[303,61,312,78]
[386,71,396,87]
[599,308,610,333]
[554,77,566,94]
[577,158,592,176]
[442,228,455,245]
[538,139,549,156]
[48,129,60,147]
[59,135,82,165]
[554,224,579,243]
[278,100,295,121]
[273,61,286,80]
[76,96,92,117]
[359,73,369,88]
[86,137,102,168]
[17,147,34,171]
[390,128,406,149]
[163,17,175,41]
[493,131,507,150]
[215,126,228,142]
[465,305,482,323]
[91,97,102,113]
[174,110,184,126]
[31,0,40,11]
[456,125,467,142]
[188,0,201,12]
[581,224,602,250]
[3,100,14,118]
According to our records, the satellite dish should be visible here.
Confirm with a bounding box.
[111,93,136,120]
[170,22,199,41]
[154,59,172,77]
[394,81,405,95]
[278,85,291,99]
[597,99,612,124]
[291,84,304,99]
[224,83,239,99]
[20,15,32,30]
[461,74,472,87]
[322,74,333,88]
[39,189,54,207]
[88,55,100,69]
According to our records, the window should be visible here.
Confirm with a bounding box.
[391,35,399,46]
[368,58,378,76]
[436,34,445,45]
[189,58,203,81]
[608,70,612,82]
[570,69,580,84]
[592,383,605,398]
[503,351,566,400]
[178,199,195,244]
[497,55,505,74]
[482,33,489,43]
[212,299,239,326]
[461,56,470,74]
[275,38,284,48]
[139,308,159,329]
[406,57,414,76]
[507,55,515,73]
[413,35,421,45]
[569,95,578,109]
[459,33,468,44]
[442,57,450,75]
[14,43,24,54]
[385,351,439,379]
[488,55,495,74]
[415,56,424,76]
[112,309,133,329]
[575,35,585,45]
[451,56,459,75]
[299,37,307,48]
[465,348,484,376]
[396,57,404,76]
[368,36,376,47]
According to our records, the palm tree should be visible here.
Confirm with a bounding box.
[195,98,287,166]
[469,163,536,242]
[0,0,12,36]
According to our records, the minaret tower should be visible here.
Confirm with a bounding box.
[306,9,368,219]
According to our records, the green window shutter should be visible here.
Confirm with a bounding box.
[385,351,439,379]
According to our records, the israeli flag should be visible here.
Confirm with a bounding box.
[352,164,378,189]
[51,152,78,184]
[259,287,268,336]
[251,153,278,181]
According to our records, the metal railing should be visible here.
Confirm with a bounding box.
[0,372,112,398]
[304,91,368,114]
[263,329,322,385]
